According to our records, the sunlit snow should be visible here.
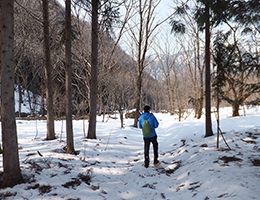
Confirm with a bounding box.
[0,106,260,200]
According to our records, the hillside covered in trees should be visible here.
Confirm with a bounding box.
[14,0,163,119]
[13,0,260,121]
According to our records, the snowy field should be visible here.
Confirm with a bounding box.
[0,106,260,200]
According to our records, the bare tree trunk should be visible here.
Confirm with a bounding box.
[134,0,151,127]
[42,0,55,140]
[131,0,164,127]
[87,0,98,139]
[134,73,142,127]
[18,85,22,118]
[205,1,213,137]
[232,101,240,117]
[40,89,45,117]
[102,104,107,122]
[98,96,102,116]
[133,0,144,128]
[65,0,75,153]
[118,103,124,128]
[198,70,204,119]
[0,0,23,188]
[26,88,33,116]
[178,107,182,122]
[197,27,203,119]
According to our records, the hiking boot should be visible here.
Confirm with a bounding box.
[153,160,161,166]
[142,163,149,168]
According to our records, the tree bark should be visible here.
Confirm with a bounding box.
[98,96,102,116]
[119,103,124,128]
[26,88,33,116]
[65,0,75,153]
[0,0,23,187]
[205,1,213,137]
[134,73,142,127]
[40,89,45,117]
[198,72,204,119]
[133,0,151,127]
[42,0,55,140]
[232,102,240,117]
[87,0,98,139]
[18,85,22,118]
[197,27,203,120]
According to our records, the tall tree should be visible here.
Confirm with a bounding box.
[0,0,23,188]
[67,0,126,137]
[193,0,214,137]
[65,0,75,153]
[127,0,167,127]
[42,0,55,140]
[87,0,99,139]
[204,0,213,137]
[133,0,154,127]
[195,0,228,137]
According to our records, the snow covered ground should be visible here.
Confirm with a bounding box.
[0,106,260,200]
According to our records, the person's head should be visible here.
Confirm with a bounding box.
[143,105,151,113]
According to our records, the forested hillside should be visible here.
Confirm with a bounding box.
[13,0,260,121]
[14,0,163,119]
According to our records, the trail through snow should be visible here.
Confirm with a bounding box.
[0,107,260,199]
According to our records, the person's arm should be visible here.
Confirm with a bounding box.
[139,115,143,129]
[152,114,159,128]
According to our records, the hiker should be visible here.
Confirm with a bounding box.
[139,105,159,168]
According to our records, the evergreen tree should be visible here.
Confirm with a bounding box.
[213,31,260,117]
[231,0,260,33]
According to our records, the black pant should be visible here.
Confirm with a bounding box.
[143,135,158,167]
